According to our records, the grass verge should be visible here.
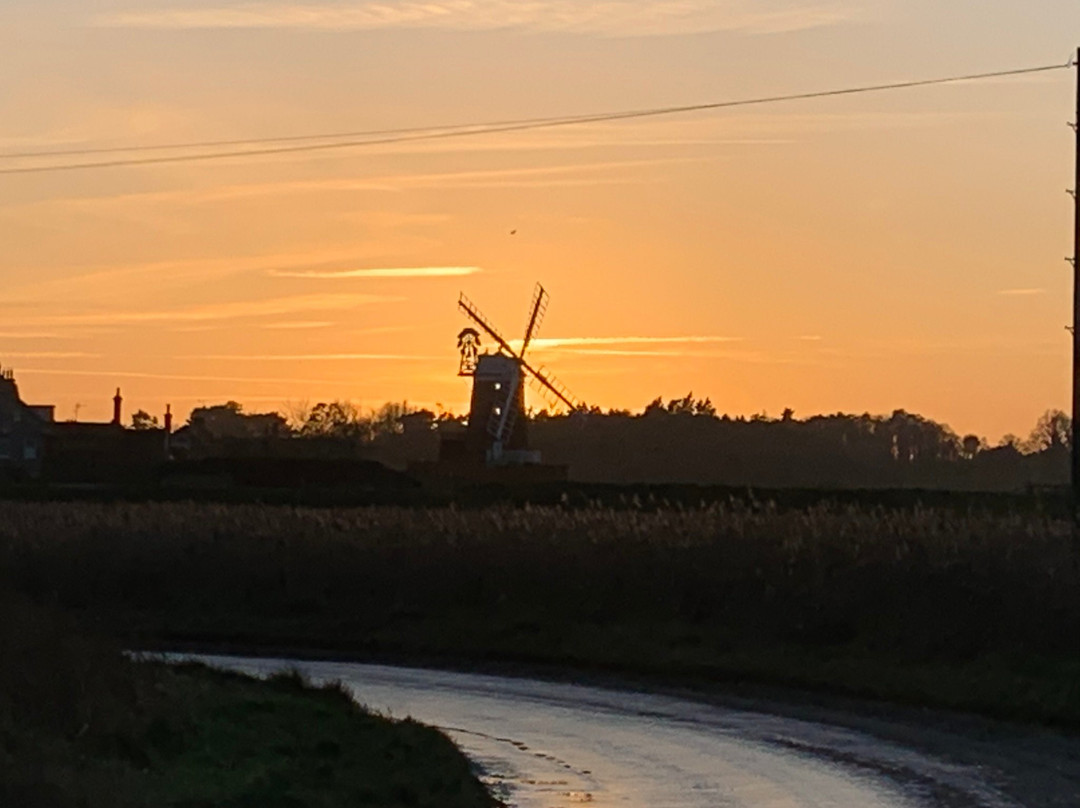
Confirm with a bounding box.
[0,596,499,808]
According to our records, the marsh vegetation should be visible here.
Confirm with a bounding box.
[3,499,1077,723]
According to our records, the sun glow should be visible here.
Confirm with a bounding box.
[0,1,1075,437]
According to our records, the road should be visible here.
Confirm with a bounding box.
[191,655,1073,808]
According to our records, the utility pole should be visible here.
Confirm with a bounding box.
[1072,47,1080,511]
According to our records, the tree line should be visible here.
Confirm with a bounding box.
[154,396,1071,491]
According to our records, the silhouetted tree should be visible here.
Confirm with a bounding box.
[372,401,416,438]
[960,434,982,460]
[130,410,158,430]
[643,397,666,417]
[400,409,436,434]
[667,393,696,415]
[1026,409,1071,452]
[298,401,371,440]
[281,394,1069,491]
[188,404,287,440]
[694,397,716,417]
[885,410,959,464]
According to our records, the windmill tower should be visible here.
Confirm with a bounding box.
[456,283,582,466]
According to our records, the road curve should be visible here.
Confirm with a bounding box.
[189,655,1028,808]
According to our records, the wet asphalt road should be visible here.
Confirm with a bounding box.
[187,655,1041,808]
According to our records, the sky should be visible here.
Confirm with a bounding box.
[0,1,1078,441]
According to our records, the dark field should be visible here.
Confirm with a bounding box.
[3,500,1078,724]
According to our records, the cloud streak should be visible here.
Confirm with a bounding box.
[193,353,442,361]
[9,156,714,215]
[269,266,481,280]
[555,348,703,357]
[259,320,335,330]
[559,347,809,364]
[5,293,394,328]
[504,335,820,365]
[517,335,745,351]
[100,1,855,37]
[0,352,99,359]
[3,245,410,303]
[16,368,358,386]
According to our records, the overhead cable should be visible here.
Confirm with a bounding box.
[1,60,1070,176]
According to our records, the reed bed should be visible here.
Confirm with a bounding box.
[2,500,1077,719]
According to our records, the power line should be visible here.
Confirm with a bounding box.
[1,59,1071,176]
[0,113,595,161]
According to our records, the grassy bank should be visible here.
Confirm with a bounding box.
[0,596,498,807]
[2,500,1078,725]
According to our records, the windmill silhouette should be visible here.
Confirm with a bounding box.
[457,283,583,465]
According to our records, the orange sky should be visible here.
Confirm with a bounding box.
[1,2,1079,441]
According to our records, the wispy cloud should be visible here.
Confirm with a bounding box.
[193,353,441,361]
[9,157,712,216]
[814,336,1062,360]
[269,266,481,280]
[996,288,1045,296]
[558,347,809,364]
[0,351,99,359]
[99,1,856,37]
[16,368,356,386]
[555,348,696,357]
[2,245,408,303]
[503,335,822,365]
[259,320,335,330]
[517,335,745,351]
[6,293,393,328]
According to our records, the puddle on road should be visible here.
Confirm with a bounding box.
[442,726,603,808]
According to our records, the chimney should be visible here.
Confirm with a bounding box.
[164,403,173,434]
[112,388,122,426]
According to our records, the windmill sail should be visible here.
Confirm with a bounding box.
[457,283,584,468]
[458,293,515,357]
[459,289,581,410]
[526,363,582,412]
[521,283,548,356]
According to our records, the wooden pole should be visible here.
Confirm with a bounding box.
[1072,48,1080,512]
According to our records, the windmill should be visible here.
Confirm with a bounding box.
[457,283,583,466]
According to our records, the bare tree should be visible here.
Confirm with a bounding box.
[1025,409,1071,453]
[297,401,372,440]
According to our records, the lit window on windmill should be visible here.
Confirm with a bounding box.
[494,383,502,391]
[494,407,502,416]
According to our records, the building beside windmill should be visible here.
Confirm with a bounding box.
[0,365,51,480]
[44,390,170,483]
[0,365,173,484]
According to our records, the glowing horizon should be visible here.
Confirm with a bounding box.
[1,1,1078,440]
